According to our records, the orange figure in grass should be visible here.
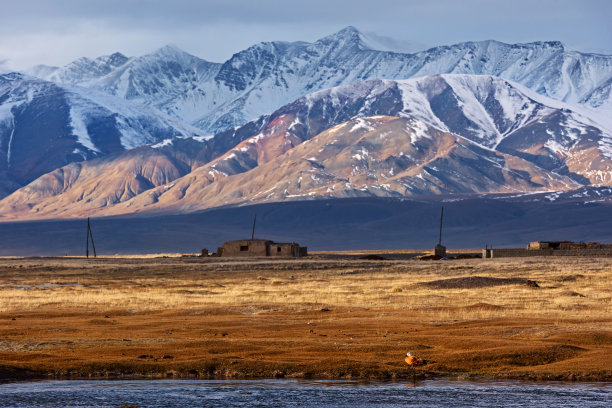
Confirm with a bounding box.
[405,352,425,367]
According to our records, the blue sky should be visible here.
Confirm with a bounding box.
[0,0,610,70]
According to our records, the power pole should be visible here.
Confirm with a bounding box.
[85,218,89,259]
[438,206,444,246]
[434,207,446,258]
[86,217,97,258]
[251,214,257,240]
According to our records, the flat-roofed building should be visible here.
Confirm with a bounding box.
[217,239,307,257]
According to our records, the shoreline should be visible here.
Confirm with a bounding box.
[2,369,610,384]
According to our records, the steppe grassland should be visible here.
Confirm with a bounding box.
[0,256,609,323]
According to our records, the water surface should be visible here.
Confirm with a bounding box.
[0,379,610,407]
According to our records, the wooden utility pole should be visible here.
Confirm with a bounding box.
[86,217,97,258]
[438,206,444,246]
[251,214,257,240]
[434,207,446,258]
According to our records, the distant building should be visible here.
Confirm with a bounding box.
[483,240,612,258]
[527,241,606,250]
[218,239,307,258]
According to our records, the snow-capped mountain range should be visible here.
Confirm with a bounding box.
[0,26,611,220]
[2,74,611,220]
[27,26,612,135]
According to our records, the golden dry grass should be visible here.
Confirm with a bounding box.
[1,256,609,321]
[0,255,610,380]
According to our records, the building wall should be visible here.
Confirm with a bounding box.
[488,248,612,258]
[489,248,551,258]
[221,240,270,257]
[527,241,548,250]
[220,240,307,257]
[269,243,297,257]
[526,241,612,251]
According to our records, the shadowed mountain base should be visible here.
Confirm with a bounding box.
[1,195,612,256]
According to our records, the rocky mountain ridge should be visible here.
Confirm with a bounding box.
[27,27,612,135]
[1,74,611,220]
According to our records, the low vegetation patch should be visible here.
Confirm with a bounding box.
[419,276,539,289]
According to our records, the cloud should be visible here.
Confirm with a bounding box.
[0,59,9,74]
[0,0,610,70]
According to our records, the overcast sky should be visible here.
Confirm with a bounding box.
[0,0,610,71]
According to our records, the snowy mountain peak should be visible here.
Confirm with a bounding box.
[333,25,361,38]
[328,26,426,53]
[96,52,129,67]
[540,40,565,49]
[38,51,131,85]
[137,44,213,71]
[151,44,189,57]
[316,26,364,49]
[160,43,182,51]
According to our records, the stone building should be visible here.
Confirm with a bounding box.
[217,239,307,257]
[527,241,607,250]
[483,240,612,258]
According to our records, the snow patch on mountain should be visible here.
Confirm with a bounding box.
[398,81,449,131]
[350,118,375,133]
[68,105,99,153]
[64,85,210,149]
[151,139,173,148]
[408,119,431,143]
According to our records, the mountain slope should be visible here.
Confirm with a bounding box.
[0,73,208,198]
[0,79,403,217]
[33,45,223,125]
[2,74,611,220]
[0,142,203,216]
[190,75,612,188]
[30,27,612,134]
[127,115,578,214]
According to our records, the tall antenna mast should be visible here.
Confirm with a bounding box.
[438,207,444,246]
[251,214,257,240]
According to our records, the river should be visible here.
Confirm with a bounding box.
[0,379,610,407]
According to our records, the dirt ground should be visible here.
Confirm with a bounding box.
[0,254,610,381]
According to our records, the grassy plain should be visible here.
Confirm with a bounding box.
[0,255,610,381]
